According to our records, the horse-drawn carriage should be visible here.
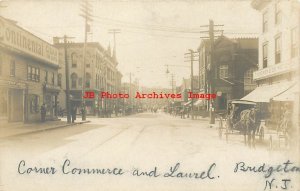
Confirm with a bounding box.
[218,100,264,147]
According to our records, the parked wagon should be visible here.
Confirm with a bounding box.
[218,100,264,147]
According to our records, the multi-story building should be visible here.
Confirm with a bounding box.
[198,36,258,111]
[54,40,122,117]
[246,0,300,128]
[0,16,59,123]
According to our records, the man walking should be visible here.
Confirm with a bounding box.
[40,104,46,122]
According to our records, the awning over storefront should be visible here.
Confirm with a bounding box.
[241,82,294,103]
[273,83,299,102]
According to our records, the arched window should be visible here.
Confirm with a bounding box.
[86,72,91,88]
[71,53,77,68]
[71,73,78,88]
[58,74,62,87]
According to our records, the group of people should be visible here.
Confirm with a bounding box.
[40,104,78,123]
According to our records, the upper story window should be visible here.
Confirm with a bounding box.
[275,1,282,25]
[27,65,40,82]
[10,60,15,77]
[291,27,299,58]
[71,73,78,89]
[51,72,55,85]
[275,35,281,64]
[219,65,228,79]
[263,42,268,68]
[244,68,255,85]
[57,74,62,87]
[45,70,48,82]
[71,53,77,68]
[263,11,268,33]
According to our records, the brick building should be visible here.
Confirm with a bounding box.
[54,40,122,116]
[0,16,59,123]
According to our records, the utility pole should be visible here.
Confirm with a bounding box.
[170,73,175,94]
[184,50,199,120]
[108,29,121,59]
[56,35,75,123]
[200,19,224,125]
[80,0,93,121]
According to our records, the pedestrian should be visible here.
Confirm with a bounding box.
[71,106,77,123]
[40,103,46,122]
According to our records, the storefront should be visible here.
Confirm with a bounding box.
[241,81,297,129]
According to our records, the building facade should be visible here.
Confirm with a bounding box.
[54,41,122,117]
[248,0,300,128]
[0,16,59,123]
[198,36,258,111]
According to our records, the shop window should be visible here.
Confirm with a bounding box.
[291,27,298,58]
[71,73,78,88]
[219,65,228,79]
[71,53,77,68]
[86,72,91,88]
[263,43,268,68]
[275,35,281,64]
[29,94,39,114]
[10,60,15,77]
[58,74,62,87]
[263,11,268,33]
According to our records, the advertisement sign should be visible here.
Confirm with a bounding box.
[0,17,58,65]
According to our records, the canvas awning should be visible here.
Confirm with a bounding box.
[241,82,294,103]
[272,83,299,102]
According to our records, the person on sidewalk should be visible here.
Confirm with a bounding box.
[71,106,77,123]
[40,104,46,123]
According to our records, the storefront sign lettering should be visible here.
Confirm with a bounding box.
[0,17,58,65]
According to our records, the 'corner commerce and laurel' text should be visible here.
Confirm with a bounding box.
[83,92,216,100]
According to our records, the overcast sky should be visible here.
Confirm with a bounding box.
[0,0,260,88]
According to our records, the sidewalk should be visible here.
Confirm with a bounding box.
[0,119,90,139]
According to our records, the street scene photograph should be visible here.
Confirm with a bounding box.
[0,0,299,190]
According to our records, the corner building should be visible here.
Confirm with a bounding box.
[0,16,60,123]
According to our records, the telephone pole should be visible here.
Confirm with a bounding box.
[184,50,199,120]
[80,0,93,121]
[108,29,121,59]
[200,19,224,125]
[55,35,75,123]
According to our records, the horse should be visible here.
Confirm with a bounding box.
[237,108,257,147]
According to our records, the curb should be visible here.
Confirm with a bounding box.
[3,121,91,138]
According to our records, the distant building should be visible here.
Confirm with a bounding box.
[53,41,122,117]
[0,16,59,123]
[198,36,258,111]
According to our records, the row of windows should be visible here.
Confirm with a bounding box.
[27,66,40,82]
[262,28,298,68]
[263,1,282,33]
[70,73,92,89]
